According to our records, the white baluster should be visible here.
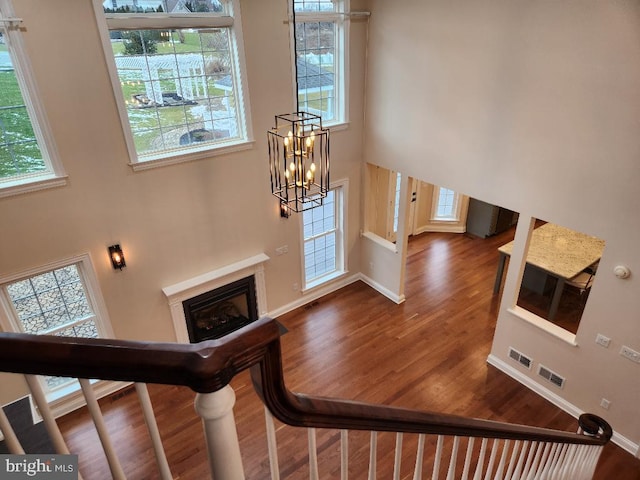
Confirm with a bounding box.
[0,404,25,454]
[484,438,506,480]
[461,437,475,480]
[510,440,529,480]
[486,440,511,480]
[194,385,245,480]
[412,434,426,480]
[24,376,85,480]
[264,407,280,480]
[25,376,71,456]
[568,444,586,479]
[557,444,578,479]
[446,436,460,480]
[134,383,172,480]
[548,443,569,480]
[503,440,521,480]
[25,375,71,455]
[340,430,348,480]
[79,378,126,480]
[582,445,602,479]
[538,443,559,479]
[432,435,444,480]
[308,427,319,480]
[520,441,538,478]
[393,432,403,480]
[368,431,377,480]
[472,438,487,480]
[570,444,591,479]
[527,442,550,479]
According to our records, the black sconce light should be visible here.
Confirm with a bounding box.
[280,202,290,218]
[108,244,126,270]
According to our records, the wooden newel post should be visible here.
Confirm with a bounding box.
[195,385,245,480]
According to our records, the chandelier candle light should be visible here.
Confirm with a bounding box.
[268,111,329,216]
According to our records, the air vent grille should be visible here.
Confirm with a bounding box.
[538,365,565,389]
[508,347,532,369]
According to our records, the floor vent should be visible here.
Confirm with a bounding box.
[508,347,532,369]
[538,365,565,389]
[111,386,135,402]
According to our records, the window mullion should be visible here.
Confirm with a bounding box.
[105,14,233,31]
[304,227,337,242]
[295,12,343,23]
[38,316,96,337]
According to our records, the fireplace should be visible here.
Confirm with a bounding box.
[183,276,258,342]
[162,253,269,344]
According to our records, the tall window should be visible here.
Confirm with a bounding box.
[302,182,346,288]
[293,0,348,125]
[432,187,460,221]
[0,0,66,197]
[0,255,113,400]
[95,0,251,168]
[392,172,401,234]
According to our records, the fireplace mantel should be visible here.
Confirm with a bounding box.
[162,253,270,343]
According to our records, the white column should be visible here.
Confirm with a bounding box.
[194,385,245,480]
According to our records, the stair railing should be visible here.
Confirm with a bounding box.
[0,317,612,479]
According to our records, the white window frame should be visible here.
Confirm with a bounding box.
[0,0,67,198]
[392,171,401,234]
[292,0,349,127]
[300,178,348,291]
[93,0,254,171]
[0,254,115,405]
[431,186,462,222]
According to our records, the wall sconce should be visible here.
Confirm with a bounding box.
[108,244,126,270]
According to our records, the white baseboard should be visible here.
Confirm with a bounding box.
[414,225,466,235]
[268,273,361,319]
[487,354,639,457]
[50,380,132,419]
[358,274,405,304]
[267,272,405,320]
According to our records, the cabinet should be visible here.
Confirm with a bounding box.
[465,198,518,238]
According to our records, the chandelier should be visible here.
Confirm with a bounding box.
[268,1,330,217]
[268,112,330,217]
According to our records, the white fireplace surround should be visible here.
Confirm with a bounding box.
[162,253,270,343]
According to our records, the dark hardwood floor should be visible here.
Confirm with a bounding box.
[56,228,640,479]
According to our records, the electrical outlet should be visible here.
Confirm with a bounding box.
[595,334,610,348]
[292,282,299,291]
[620,345,640,364]
[600,398,611,410]
[275,245,289,256]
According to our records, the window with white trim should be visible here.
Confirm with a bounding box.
[293,0,348,125]
[95,0,251,168]
[302,182,346,288]
[0,255,114,400]
[432,186,461,222]
[0,0,66,197]
[392,172,401,233]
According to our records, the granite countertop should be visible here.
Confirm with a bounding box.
[498,223,605,279]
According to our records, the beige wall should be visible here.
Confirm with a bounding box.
[0,0,367,404]
[2,0,639,456]
[363,0,640,452]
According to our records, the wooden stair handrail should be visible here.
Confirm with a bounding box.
[0,317,612,446]
[0,317,276,393]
